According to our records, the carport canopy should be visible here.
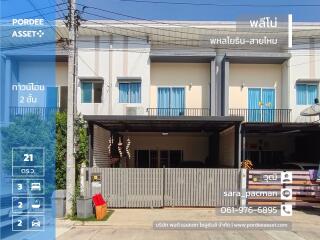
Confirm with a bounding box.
[83,115,244,132]
[242,122,320,134]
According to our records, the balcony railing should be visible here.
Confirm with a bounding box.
[9,107,60,120]
[147,108,210,117]
[229,108,292,123]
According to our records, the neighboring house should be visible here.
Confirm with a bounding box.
[0,44,68,122]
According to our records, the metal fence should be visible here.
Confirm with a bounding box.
[146,108,210,117]
[85,168,240,208]
[9,107,59,120]
[229,108,292,123]
[247,169,320,208]
[165,168,240,207]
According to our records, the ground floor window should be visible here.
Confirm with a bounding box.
[135,150,183,168]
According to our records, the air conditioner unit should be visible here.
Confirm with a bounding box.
[125,106,144,115]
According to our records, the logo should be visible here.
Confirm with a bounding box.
[12,30,45,38]
[36,30,45,38]
[249,17,278,29]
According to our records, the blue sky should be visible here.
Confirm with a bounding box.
[1,0,319,22]
[76,0,320,22]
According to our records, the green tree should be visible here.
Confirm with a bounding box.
[56,111,67,189]
[1,114,56,196]
[1,112,89,216]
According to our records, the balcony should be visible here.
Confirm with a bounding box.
[9,107,60,120]
[147,108,210,117]
[229,108,292,123]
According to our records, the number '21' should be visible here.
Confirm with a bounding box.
[23,154,33,162]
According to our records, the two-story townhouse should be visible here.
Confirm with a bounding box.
[74,20,320,170]
[226,23,320,168]
[76,23,243,169]
[3,20,320,171]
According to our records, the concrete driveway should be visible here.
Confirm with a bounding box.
[57,208,320,240]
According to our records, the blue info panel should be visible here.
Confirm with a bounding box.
[1,1,57,239]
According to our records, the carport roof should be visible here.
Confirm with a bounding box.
[242,122,320,134]
[83,115,243,132]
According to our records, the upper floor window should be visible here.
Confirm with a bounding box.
[296,83,318,105]
[119,81,141,103]
[81,81,103,103]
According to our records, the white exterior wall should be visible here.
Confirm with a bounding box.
[288,42,320,122]
[77,36,150,115]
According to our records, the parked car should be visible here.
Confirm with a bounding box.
[281,162,319,170]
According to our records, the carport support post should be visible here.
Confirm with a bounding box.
[240,168,247,207]
[234,124,241,168]
[162,165,165,208]
[242,128,246,164]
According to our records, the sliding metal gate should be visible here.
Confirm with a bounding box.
[85,168,240,208]
[164,168,239,207]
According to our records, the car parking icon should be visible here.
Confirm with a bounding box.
[31,219,41,227]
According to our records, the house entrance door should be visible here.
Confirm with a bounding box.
[248,88,275,122]
[158,87,185,116]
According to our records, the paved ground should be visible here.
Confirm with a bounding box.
[57,208,320,240]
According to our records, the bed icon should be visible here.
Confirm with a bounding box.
[31,183,41,191]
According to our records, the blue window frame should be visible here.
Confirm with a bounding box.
[81,81,103,103]
[296,83,318,105]
[157,87,185,116]
[119,82,141,103]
